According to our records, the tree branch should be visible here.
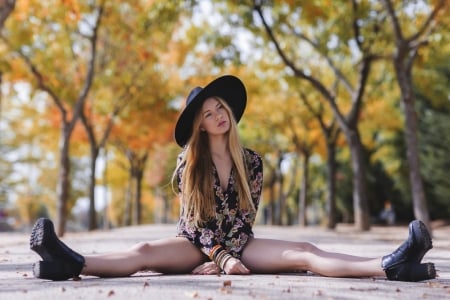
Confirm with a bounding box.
[13,48,68,118]
[284,21,353,94]
[407,0,447,43]
[69,3,105,133]
[0,0,15,30]
[253,2,334,102]
[382,0,404,43]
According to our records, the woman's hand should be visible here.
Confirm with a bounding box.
[223,257,250,275]
[191,261,221,275]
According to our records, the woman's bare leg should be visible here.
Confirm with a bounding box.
[82,237,206,277]
[241,238,385,278]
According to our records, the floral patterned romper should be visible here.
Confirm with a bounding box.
[176,148,263,259]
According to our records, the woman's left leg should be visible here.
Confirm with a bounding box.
[241,238,384,278]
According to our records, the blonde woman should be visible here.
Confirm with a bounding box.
[30,75,435,281]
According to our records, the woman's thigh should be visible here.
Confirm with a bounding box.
[241,238,315,273]
[131,237,207,274]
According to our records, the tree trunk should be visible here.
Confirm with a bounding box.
[88,146,99,230]
[267,177,276,225]
[124,174,132,226]
[325,140,337,229]
[56,125,71,237]
[133,168,143,225]
[298,154,309,227]
[0,72,2,122]
[394,59,430,228]
[347,129,370,230]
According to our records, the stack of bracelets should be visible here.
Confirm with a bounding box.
[209,245,233,271]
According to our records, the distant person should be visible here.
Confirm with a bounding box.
[379,201,396,225]
[29,75,435,282]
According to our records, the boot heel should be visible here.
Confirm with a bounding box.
[33,260,81,281]
[385,262,436,282]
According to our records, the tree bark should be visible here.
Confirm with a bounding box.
[298,154,309,227]
[0,0,15,30]
[393,53,430,227]
[325,140,337,229]
[347,130,370,230]
[87,146,99,230]
[56,126,71,236]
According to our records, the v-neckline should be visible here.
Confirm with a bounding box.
[213,165,233,193]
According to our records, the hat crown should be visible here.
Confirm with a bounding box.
[186,87,203,106]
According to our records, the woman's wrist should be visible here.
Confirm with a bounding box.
[213,249,233,271]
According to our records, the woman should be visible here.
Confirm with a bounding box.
[30,75,436,282]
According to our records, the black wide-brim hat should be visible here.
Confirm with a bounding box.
[174,75,247,147]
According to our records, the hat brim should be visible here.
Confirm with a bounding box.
[174,75,246,147]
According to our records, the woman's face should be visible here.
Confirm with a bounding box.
[199,97,230,138]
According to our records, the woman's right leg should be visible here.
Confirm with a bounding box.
[82,237,206,277]
[30,218,206,280]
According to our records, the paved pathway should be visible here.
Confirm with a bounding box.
[1,223,449,299]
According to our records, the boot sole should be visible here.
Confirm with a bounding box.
[30,218,55,261]
[386,262,436,282]
[33,260,78,281]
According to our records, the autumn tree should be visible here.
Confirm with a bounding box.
[2,1,105,235]
[0,0,15,107]
[296,88,341,229]
[380,0,448,230]
[73,1,189,230]
[110,92,178,225]
[251,1,382,230]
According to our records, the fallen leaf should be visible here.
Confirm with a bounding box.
[184,291,199,298]
[314,290,323,296]
[223,280,232,287]
[426,282,441,288]
[219,287,232,294]
[107,290,115,297]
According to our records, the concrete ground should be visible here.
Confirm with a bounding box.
[1,223,449,300]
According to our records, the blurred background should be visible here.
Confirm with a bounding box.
[0,0,448,235]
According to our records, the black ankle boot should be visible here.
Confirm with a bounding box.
[30,218,85,280]
[381,220,433,270]
[33,260,84,281]
[385,262,436,282]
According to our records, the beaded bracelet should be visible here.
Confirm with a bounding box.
[209,245,223,260]
[213,250,233,271]
[219,254,233,271]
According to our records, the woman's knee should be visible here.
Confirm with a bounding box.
[289,241,319,254]
[130,242,153,254]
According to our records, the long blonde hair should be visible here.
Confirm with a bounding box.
[173,97,255,225]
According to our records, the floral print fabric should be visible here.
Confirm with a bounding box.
[176,148,263,259]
